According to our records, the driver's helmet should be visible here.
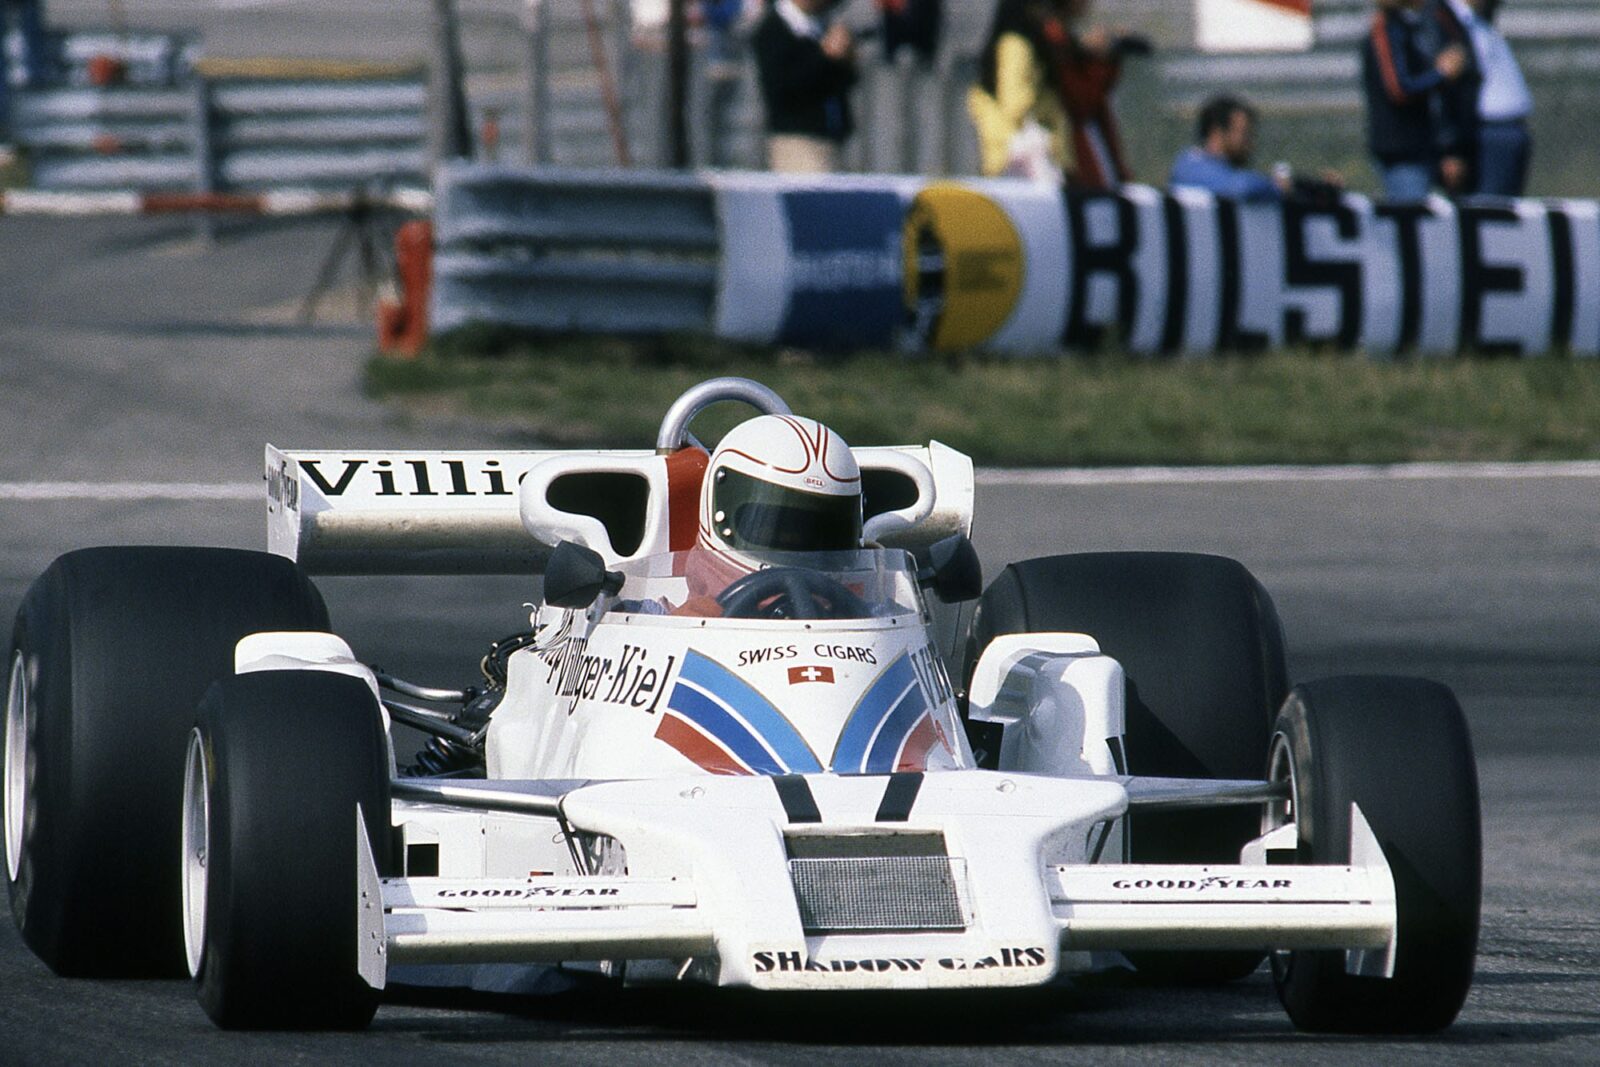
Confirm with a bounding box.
[696,414,863,575]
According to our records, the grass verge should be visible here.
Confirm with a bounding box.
[367,334,1600,466]
[0,150,25,190]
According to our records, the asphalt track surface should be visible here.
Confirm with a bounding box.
[2,214,1599,1065]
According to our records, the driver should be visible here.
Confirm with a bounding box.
[676,414,864,616]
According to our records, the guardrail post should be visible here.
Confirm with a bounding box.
[191,77,219,241]
[611,0,634,141]
[667,0,689,167]
[933,53,957,176]
[690,43,710,168]
[847,64,873,173]
[428,0,473,164]
[896,50,917,174]
[521,0,551,164]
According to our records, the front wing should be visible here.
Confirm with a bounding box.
[359,771,1395,992]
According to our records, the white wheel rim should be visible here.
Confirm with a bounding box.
[1264,731,1297,836]
[1264,731,1299,971]
[180,728,211,977]
[4,652,28,884]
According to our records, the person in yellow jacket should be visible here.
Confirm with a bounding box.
[968,0,1077,178]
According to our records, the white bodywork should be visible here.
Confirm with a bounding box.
[251,425,1398,995]
[264,441,974,575]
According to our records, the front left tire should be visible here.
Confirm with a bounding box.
[189,669,392,1030]
[4,547,328,977]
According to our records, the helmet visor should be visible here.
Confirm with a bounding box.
[712,468,862,553]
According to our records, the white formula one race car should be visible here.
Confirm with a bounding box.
[4,378,1480,1034]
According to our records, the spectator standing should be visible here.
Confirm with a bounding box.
[754,0,858,173]
[1362,0,1469,201]
[967,0,1075,180]
[877,0,941,65]
[1439,0,1533,195]
[0,0,51,144]
[700,0,747,169]
[1169,96,1284,201]
[700,0,745,68]
[1427,0,1480,194]
[1055,0,1138,190]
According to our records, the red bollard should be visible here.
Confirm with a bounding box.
[481,108,501,164]
[377,220,433,359]
[86,55,128,87]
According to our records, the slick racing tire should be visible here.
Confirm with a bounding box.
[1269,676,1481,1033]
[189,670,392,1030]
[968,552,1288,983]
[4,547,329,978]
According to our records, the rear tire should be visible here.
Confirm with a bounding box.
[968,552,1288,982]
[191,670,391,1030]
[1270,676,1481,1033]
[4,547,328,977]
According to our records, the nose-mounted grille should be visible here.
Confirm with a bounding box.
[785,833,966,933]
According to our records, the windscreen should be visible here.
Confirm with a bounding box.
[613,548,922,622]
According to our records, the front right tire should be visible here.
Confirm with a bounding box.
[967,551,1289,983]
[1269,675,1481,1032]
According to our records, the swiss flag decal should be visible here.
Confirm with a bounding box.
[787,665,835,685]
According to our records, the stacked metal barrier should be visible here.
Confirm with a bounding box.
[430,164,718,335]
[11,84,194,189]
[3,27,199,87]
[11,74,428,194]
[207,78,427,192]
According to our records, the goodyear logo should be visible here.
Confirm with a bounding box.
[903,184,1024,351]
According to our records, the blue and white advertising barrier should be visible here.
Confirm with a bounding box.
[710,174,1600,359]
[712,173,921,351]
[427,164,1599,358]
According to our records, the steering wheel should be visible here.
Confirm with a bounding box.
[715,567,872,621]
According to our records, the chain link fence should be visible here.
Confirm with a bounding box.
[501,1,1599,199]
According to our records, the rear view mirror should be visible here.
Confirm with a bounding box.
[543,541,624,609]
[919,534,983,603]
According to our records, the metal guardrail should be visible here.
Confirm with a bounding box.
[210,78,427,192]
[14,85,194,189]
[12,75,428,194]
[430,164,717,336]
[4,27,199,88]
[1154,37,1600,119]
[434,162,716,250]
[1156,49,1363,113]
[1313,0,1600,47]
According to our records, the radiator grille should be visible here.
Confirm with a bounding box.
[789,855,965,933]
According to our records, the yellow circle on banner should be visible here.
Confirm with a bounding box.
[902,184,1024,350]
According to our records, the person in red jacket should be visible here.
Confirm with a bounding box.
[1362,0,1469,200]
[1051,0,1147,190]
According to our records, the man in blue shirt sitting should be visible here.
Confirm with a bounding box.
[1168,95,1285,201]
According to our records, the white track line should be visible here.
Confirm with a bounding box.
[0,482,258,500]
[977,461,1600,486]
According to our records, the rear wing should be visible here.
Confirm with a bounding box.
[265,443,974,575]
